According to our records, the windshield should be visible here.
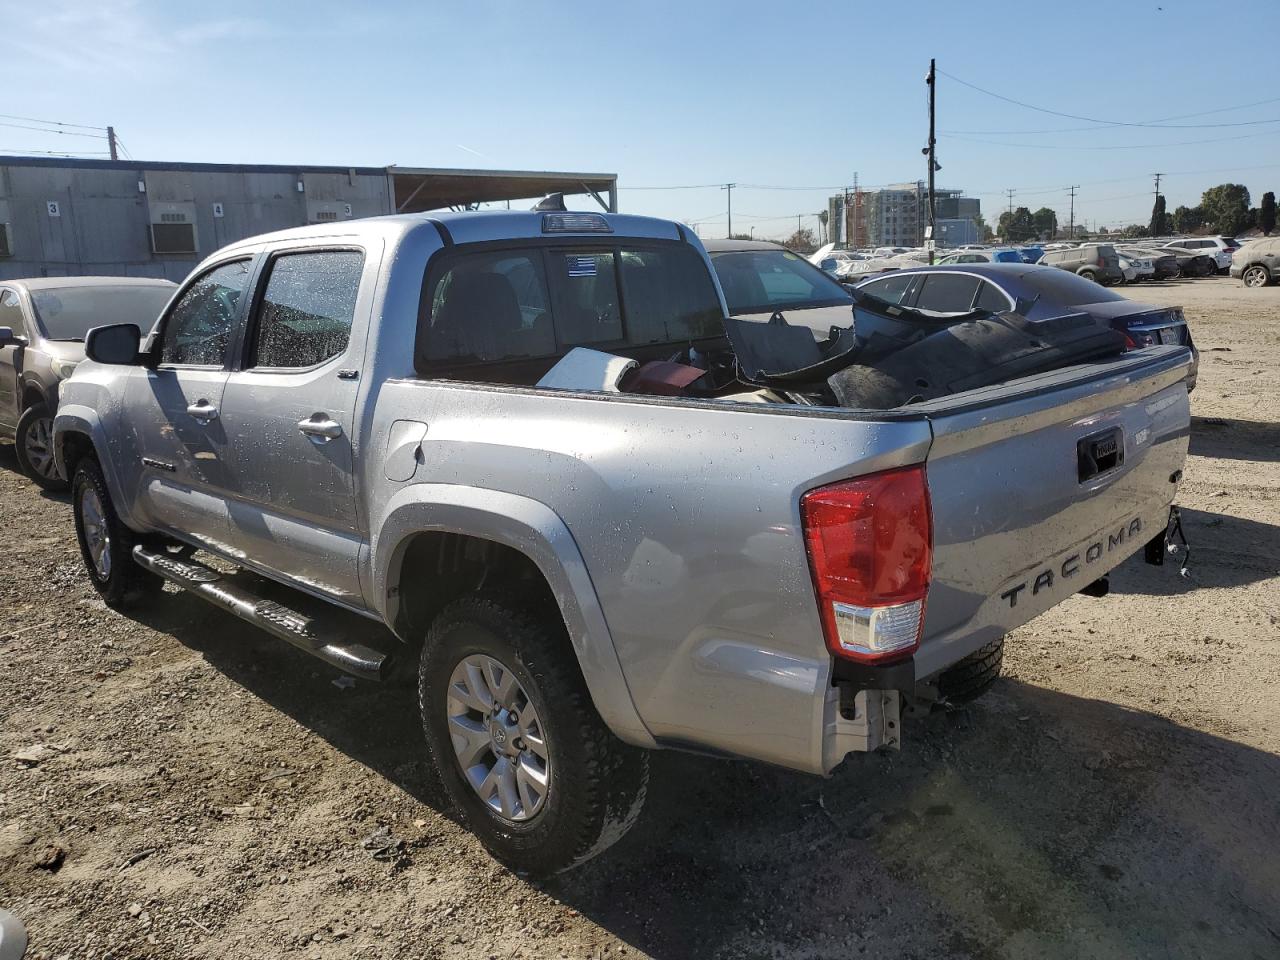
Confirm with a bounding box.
[31,284,173,341]
[1019,268,1126,306]
[711,249,852,314]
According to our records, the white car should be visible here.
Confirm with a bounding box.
[1118,254,1156,283]
[1161,237,1239,274]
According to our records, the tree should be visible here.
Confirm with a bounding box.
[782,228,817,254]
[1200,183,1251,236]
[999,206,1036,242]
[1173,205,1203,234]
[1149,194,1169,238]
[1261,191,1276,236]
[1032,207,1058,240]
[1098,226,1110,234]
[1122,224,1150,238]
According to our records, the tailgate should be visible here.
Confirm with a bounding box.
[911,346,1192,678]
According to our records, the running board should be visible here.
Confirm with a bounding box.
[132,545,391,681]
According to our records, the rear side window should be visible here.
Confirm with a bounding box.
[915,273,981,312]
[251,250,363,369]
[160,259,251,366]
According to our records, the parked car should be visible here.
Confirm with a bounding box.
[938,249,1024,265]
[1018,246,1045,264]
[1153,246,1218,278]
[705,239,853,332]
[1229,237,1280,287]
[1119,248,1180,280]
[1162,236,1239,274]
[1037,244,1125,285]
[0,276,175,490]
[1118,253,1156,284]
[854,263,1197,387]
[53,210,1192,874]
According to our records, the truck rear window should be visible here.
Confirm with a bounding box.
[417,242,724,378]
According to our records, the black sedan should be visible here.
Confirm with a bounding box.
[854,263,1197,386]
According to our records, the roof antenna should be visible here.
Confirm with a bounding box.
[532,193,566,212]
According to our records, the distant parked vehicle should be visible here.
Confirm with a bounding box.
[1120,248,1180,280]
[1229,237,1280,287]
[1118,254,1156,284]
[1037,244,1125,285]
[938,249,1023,265]
[1018,246,1045,264]
[854,263,1197,387]
[1162,236,1238,274]
[1155,246,1218,278]
[0,277,175,490]
[705,239,853,332]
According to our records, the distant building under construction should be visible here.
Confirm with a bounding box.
[827,183,982,249]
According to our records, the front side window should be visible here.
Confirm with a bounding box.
[160,260,251,366]
[915,273,981,312]
[251,250,363,369]
[0,290,25,336]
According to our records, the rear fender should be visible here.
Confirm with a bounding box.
[372,483,656,749]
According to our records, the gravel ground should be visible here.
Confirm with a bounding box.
[1,276,1277,960]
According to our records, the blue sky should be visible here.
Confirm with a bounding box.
[6,0,1279,239]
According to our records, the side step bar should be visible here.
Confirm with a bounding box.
[132,545,391,681]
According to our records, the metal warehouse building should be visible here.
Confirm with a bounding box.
[0,156,618,281]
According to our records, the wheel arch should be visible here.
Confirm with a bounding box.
[52,405,139,526]
[19,379,48,411]
[373,483,655,749]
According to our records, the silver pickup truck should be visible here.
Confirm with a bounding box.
[53,209,1192,874]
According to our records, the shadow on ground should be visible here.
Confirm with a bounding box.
[1107,506,1279,596]
[1190,416,1280,463]
[123,586,1280,960]
[0,440,70,504]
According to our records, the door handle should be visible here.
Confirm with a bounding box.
[298,415,343,441]
[186,400,219,421]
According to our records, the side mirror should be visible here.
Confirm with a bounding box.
[85,323,142,365]
[0,326,27,349]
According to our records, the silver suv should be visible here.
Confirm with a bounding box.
[1037,244,1124,285]
[0,277,174,489]
[1162,236,1238,273]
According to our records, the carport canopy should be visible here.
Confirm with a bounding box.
[389,166,617,214]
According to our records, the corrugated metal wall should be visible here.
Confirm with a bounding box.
[0,162,393,282]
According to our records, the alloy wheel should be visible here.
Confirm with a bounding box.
[23,416,57,479]
[446,654,551,822]
[79,486,112,580]
[1244,266,1268,288]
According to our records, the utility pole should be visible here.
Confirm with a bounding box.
[107,126,118,161]
[925,59,937,264]
[721,183,736,239]
[1067,185,1079,240]
[852,171,859,250]
[1152,172,1164,236]
[1006,189,1015,217]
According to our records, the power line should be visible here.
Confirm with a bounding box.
[940,69,1280,130]
[0,112,105,131]
[0,120,107,138]
[941,128,1280,151]
[0,148,112,156]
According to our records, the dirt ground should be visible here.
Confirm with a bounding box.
[1,276,1277,960]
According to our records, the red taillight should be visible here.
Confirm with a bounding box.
[1097,256,1106,267]
[801,465,932,663]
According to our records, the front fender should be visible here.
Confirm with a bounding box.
[372,483,656,749]
[53,404,142,529]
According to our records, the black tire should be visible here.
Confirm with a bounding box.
[1078,269,1099,284]
[418,591,648,875]
[15,403,68,492]
[71,457,163,608]
[937,637,1004,703]
[1242,264,1272,288]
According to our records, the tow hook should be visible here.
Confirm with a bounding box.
[1145,504,1191,576]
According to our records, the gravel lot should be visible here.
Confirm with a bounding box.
[1,276,1277,960]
